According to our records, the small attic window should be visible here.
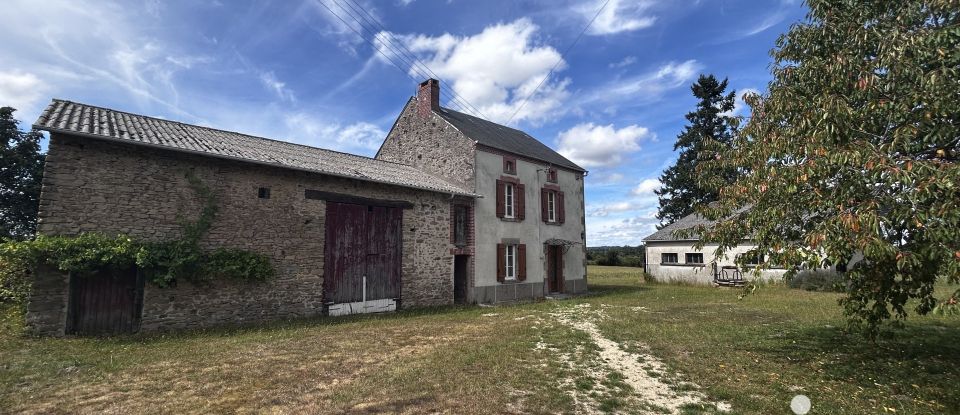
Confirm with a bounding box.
[503,156,517,175]
[258,187,271,199]
[546,168,558,183]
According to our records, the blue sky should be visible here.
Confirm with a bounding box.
[0,0,807,246]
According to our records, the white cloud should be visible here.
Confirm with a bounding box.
[582,60,702,110]
[587,210,661,246]
[284,112,385,153]
[722,87,760,117]
[381,18,569,125]
[556,122,651,168]
[609,56,637,69]
[582,0,657,35]
[632,178,661,196]
[0,71,48,114]
[259,71,296,102]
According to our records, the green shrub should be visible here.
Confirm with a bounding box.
[787,270,846,292]
[0,255,30,304]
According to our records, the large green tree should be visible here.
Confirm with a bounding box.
[696,0,959,337]
[1,107,45,240]
[655,75,737,228]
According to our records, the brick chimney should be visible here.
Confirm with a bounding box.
[417,78,440,117]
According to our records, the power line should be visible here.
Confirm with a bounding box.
[336,0,488,118]
[506,0,611,125]
[318,0,487,118]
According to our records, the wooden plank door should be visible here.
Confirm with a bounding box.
[324,202,402,304]
[67,267,143,335]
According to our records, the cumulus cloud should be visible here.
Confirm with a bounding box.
[583,0,657,35]
[380,18,569,125]
[0,71,48,114]
[587,211,661,246]
[284,112,385,153]
[556,122,652,168]
[632,178,661,196]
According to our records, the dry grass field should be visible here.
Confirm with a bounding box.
[2,266,958,414]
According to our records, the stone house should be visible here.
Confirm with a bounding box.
[376,79,588,303]
[26,78,587,335]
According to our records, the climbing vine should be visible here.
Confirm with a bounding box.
[0,172,274,291]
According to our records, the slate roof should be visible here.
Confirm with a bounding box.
[435,107,586,172]
[642,212,716,242]
[34,99,476,197]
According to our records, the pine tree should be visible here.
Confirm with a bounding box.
[0,107,45,240]
[655,75,736,228]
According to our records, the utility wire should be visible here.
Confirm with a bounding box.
[320,0,487,118]
[506,0,611,125]
[340,0,489,118]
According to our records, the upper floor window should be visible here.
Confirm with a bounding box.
[453,205,469,246]
[546,168,558,183]
[496,179,525,221]
[547,191,556,222]
[504,183,515,218]
[503,156,517,175]
[662,253,679,264]
[685,253,704,265]
[540,188,565,224]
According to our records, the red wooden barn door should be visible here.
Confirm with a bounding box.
[324,202,402,304]
[68,267,143,335]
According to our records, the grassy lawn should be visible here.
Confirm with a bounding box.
[1,266,958,414]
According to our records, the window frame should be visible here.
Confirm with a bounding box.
[504,183,515,218]
[546,168,558,183]
[503,156,517,175]
[685,253,704,265]
[661,253,679,264]
[504,244,517,280]
[453,205,469,247]
[547,191,557,222]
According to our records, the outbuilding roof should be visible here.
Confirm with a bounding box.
[436,107,586,172]
[34,99,476,197]
[642,212,716,242]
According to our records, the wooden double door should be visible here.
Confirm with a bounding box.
[323,202,403,304]
[67,267,144,335]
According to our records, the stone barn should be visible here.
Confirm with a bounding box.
[26,79,588,335]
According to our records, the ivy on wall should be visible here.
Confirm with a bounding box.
[0,172,274,292]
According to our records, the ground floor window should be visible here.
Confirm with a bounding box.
[685,253,704,264]
[505,244,517,280]
[662,253,678,264]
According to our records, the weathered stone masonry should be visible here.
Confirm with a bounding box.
[27,134,455,335]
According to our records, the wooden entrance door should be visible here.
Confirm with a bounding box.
[67,267,143,335]
[546,245,564,293]
[324,202,402,304]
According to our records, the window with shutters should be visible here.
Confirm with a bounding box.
[504,183,515,218]
[547,191,556,222]
[505,244,517,280]
[503,156,517,174]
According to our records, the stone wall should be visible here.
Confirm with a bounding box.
[376,98,477,191]
[27,134,455,335]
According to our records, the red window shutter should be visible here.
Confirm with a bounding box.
[496,243,505,283]
[518,244,527,281]
[558,191,566,224]
[495,180,505,218]
[541,189,549,222]
[516,183,526,220]
[558,247,564,290]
